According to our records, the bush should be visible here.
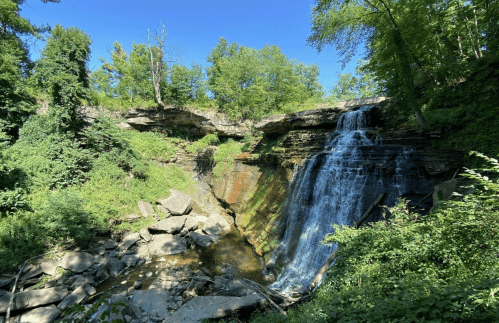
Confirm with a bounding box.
[128,130,177,161]
[186,134,219,154]
[37,190,91,243]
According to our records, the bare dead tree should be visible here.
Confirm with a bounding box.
[147,24,183,106]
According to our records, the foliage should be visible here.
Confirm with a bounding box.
[186,134,219,154]
[165,63,208,107]
[250,152,499,322]
[212,139,243,177]
[127,130,177,161]
[31,24,91,134]
[36,189,91,243]
[0,0,58,136]
[326,60,381,103]
[206,38,323,119]
[90,42,155,108]
[57,294,126,323]
[308,0,499,129]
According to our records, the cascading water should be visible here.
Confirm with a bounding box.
[269,106,433,295]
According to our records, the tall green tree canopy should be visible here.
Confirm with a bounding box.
[206,37,323,119]
[0,0,59,135]
[308,0,498,129]
[32,24,91,134]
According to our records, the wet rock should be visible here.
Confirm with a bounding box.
[139,228,153,242]
[148,217,186,234]
[122,254,140,267]
[190,230,219,247]
[58,285,87,310]
[71,276,95,289]
[202,213,231,236]
[132,288,171,319]
[109,258,125,277]
[60,252,96,273]
[122,232,140,251]
[0,287,68,313]
[133,281,143,289]
[18,304,60,323]
[165,294,267,323]
[138,201,155,218]
[158,189,193,216]
[148,234,187,256]
[84,284,97,296]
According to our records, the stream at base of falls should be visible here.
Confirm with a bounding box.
[96,226,272,296]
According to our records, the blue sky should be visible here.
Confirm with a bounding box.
[21,0,365,91]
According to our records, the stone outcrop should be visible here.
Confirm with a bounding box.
[124,106,252,138]
[0,287,69,313]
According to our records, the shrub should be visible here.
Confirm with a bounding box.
[186,134,219,154]
[128,130,177,161]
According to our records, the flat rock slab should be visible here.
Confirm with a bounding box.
[21,260,59,280]
[190,230,219,247]
[58,286,87,310]
[184,216,199,231]
[122,232,140,250]
[148,234,187,256]
[138,201,155,217]
[165,295,266,323]
[122,254,140,267]
[132,288,171,319]
[60,251,96,273]
[0,287,68,313]
[139,228,153,242]
[202,213,231,236]
[19,304,60,323]
[158,189,193,215]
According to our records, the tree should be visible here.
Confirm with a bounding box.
[147,24,182,106]
[308,0,498,129]
[31,24,91,134]
[165,63,207,107]
[0,0,59,137]
[91,42,153,107]
[206,38,323,119]
[329,60,381,102]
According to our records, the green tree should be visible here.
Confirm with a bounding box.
[32,24,91,134]
[91,42,153,107]
[165,63,207,107]
[329,60,381,102]
[308,0,499,129]
[0,0,58,136]
[206,38,323,119]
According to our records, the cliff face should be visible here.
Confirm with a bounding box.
[66,99,464,262]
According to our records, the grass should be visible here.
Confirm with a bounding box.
[212,139,244,178]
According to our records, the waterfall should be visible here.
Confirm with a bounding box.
[268,106,433,295]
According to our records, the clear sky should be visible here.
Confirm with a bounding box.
[21,0,365,92]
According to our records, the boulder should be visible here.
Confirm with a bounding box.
[57,286,87,310]
[132,288,171,319]
[165,295,266,323]
[202,213,231,236]
[104,240,117,249]
[139,228,153,242]
[0,287,68,313]
[147,234,187,256]
[18,304,60,323]
[148,216,186,234]
[60,252,96,273]
[158,189,193,216]
[108,258,124,277]
[184,216,199,231]
[138,201,155,218]
[122,232,140,251]
[190,230,219,247]
[122,254,140,267]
